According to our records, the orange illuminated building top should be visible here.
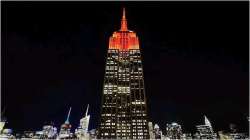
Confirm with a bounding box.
[109,8,139,50]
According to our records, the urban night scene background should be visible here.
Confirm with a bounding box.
[2,1,249,139]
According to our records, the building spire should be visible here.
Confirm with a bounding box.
[204,115,212,127]
[85,104,89,117]
[65,107,71,124]
[122,7,126,20]
[120,7,128,31]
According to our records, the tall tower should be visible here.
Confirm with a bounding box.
[59,107,72,139]
[75,104,91,139]
[98,8,149,139]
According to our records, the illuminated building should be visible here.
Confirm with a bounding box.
[0,128,15,139]
[75,104,90,139]
[0,121,5,133]
[217,124,249,140]
[165,122,183,139]
[194,115,217,139]
[0,118,15,139]
[154,124,162,139]
[41,123,58,139]
[182,133,193,140]
[98,8,149,139]
[59,107,73,139]
[148,122,155,139]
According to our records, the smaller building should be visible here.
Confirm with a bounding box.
[165,122,183,139]
[42,124,58,139]
[0,121,5,133]
[89,129,97,139]
[154,124,162,139]
[182,133,193,140]
[148,122,155,139]
[1,128,15,139]
[75,104,91,140]
[58,107,73,139]
[194,115,217,139]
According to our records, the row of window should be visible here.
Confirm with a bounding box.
[118,74,130,76]
[103,132,115,136]
[117,123,131,127]
[101,121,147,125]
[100,126,116,129]
[117,87,130,93]
[108,49,140,52]
[106,66,118,70]
[131,101,145,105]
[101,113,114,116]
[132,119,147,122]
[104,123,116,126]
[106,60,116,65]
[102,133,148,137]
[118,78,130,82]
[132,122,147,125]
[102,99,146,105]
[106,59,142,65]
[105,74,140,77]
[104,76,143,80]
[107,55,141,61]
[107,53,141,58]
[132,114,147,117]
[104,84,122,88]
[133,132,147,136]
[105,71,143,74]
[104,90,116,94]
[103,87,144,91]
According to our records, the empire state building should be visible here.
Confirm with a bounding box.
[98,8,149,139]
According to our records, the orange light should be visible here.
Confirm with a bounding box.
[109,8,139,50]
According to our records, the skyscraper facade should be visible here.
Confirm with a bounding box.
[98,8,149,139]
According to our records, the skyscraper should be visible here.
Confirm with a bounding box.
[75,104,91,139]
[98,8,149,139]
[59,107,72,139]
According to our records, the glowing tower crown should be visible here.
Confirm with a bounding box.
[109,8,139,50]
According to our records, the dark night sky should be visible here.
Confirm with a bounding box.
[2,1,249,134]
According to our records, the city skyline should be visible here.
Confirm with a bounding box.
[2,1,249,135]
